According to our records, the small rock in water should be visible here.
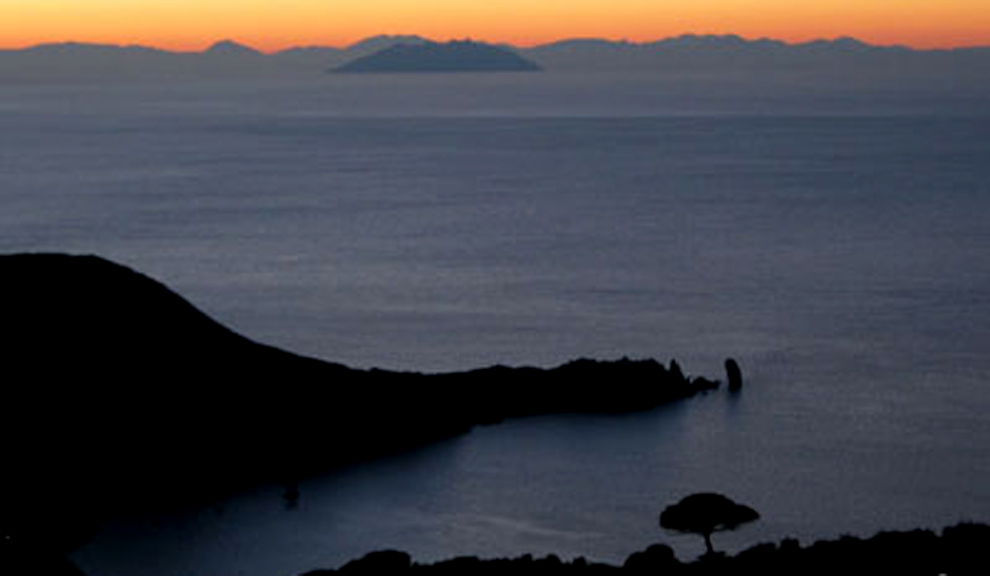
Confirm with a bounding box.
[725,358,743,392]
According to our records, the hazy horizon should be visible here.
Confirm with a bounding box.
[3,32,990,55]
[5,0,988,51]
[3,32,988,106]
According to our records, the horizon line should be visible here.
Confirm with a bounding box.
[4,33,990,55]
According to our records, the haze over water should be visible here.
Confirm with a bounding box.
[2,72,989,575]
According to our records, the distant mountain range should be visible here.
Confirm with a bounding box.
[1,34,988,81]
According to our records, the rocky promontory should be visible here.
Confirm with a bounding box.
[0,252,722,567]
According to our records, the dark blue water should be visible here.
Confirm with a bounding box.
[2,78,989,576]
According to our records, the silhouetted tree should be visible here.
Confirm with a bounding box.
[659,492,759,556]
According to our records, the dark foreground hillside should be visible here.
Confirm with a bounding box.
[307,522,990,576]
[0,253,720,573]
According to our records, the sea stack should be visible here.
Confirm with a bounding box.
[725,358,743,392]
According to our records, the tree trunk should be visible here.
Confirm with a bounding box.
[702,531,714,555]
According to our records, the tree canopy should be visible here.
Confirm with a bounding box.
[659,492,760,556]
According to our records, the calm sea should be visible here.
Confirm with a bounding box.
[2,75,989,576]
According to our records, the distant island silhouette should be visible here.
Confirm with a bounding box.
[0,253,723,573]
[331,40,541,73]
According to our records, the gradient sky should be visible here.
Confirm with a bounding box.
[3,0,989,52]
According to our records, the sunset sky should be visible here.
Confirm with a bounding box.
[2,0,989,52]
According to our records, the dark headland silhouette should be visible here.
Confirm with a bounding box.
[331,40,541,73]
[2,253,985,574]
[0,253,721,573]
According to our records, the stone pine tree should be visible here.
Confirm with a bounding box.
[659,493,760,556]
